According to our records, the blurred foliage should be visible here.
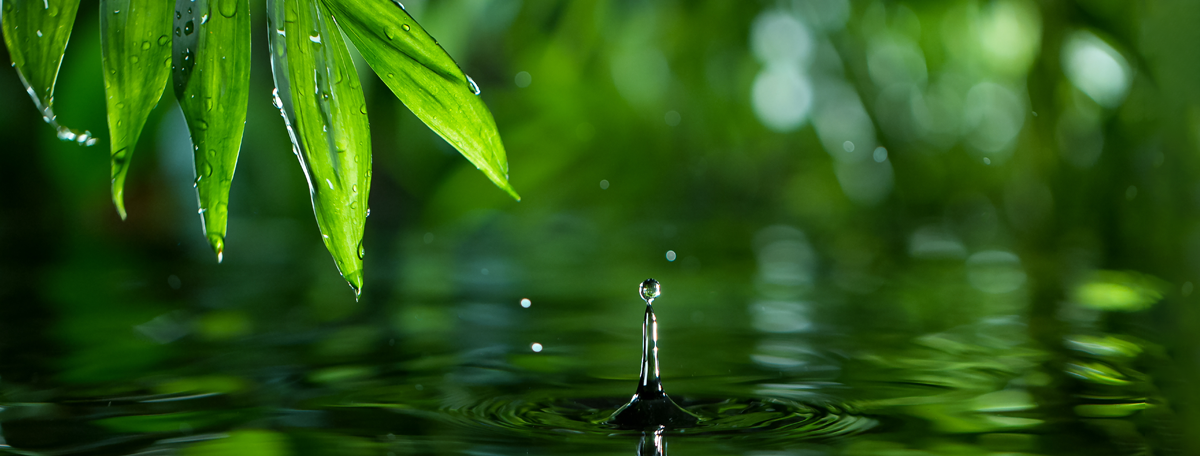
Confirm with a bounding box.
[2,0,1200,454]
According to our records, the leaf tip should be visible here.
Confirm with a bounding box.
[112,191,128,220]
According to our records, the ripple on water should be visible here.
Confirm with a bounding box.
[362,390,876,443]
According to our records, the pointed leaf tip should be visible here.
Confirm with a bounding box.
[321,0,517,201]
[269,0,371,301]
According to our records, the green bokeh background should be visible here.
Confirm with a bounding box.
[3,0,1200,454]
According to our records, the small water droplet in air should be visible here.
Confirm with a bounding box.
[36,30,42,37]
[666,250,676,262]
[531,343,543,352]
[466,75,481,95]
[520,298,531,308]
[640,278,661,304]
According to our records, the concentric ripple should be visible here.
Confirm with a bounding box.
[396,391,876,442]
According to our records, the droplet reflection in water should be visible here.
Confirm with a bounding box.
[608,279,700,430]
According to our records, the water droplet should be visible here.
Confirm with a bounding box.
[666,250,676,261]
[357,242,365,259]
[113,8,119,14]
[205,97,214,111]
[130,55,139,64]
[392,1,407,11]
[326,179,334,190]
[47,5,58,16]
[176,10,181,19]
[385,27,398,40]
[208,234,225,263]
[202,162,213,177]
[309,33,321,44]
[201,14,208,24]
[184,20,194,35]
[365,208,371,217]
[218,0,238,18]
[520,298,531,308]
[531,343,543,352]
[195,120,208,130]
[466,75,481,95]
[36,30,42,37]
[359,104,367,114]
[640,278,661,304]
[607,278,698,429]
[352,184,358,193]
[175,27,181,36]
[142,41,151,50]
[158,35,170,45]
[402,24,411,31]
[187,7,192,14]
[111,147,128,164]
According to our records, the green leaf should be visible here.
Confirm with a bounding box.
[267,0,372,297]
[2,0,96,145]
[320,0,519,201]
[172,0,251,259]
[101,0,173,220]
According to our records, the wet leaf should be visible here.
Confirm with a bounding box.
[267,0,371,297]
[320,0,519,201]
[172,0,251,259]
[101,0,173,219]
[1,0,96,145]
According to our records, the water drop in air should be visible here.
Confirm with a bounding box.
[531,343,543,352]
[520,298,531,308]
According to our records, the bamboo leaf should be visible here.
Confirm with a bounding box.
[2,0,96,145]
[320,0,519,201]
[172,0,251,260]
[101,0,173,220]
[267,0,372,297]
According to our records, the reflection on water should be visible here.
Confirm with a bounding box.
[0,256,1178,455]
